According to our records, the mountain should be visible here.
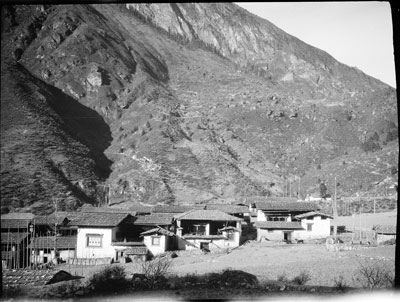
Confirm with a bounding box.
[1,3,397,214]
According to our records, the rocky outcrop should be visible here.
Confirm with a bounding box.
[1,4,397,213]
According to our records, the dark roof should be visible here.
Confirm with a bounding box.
[28,236,77,249]
[1,219,32,229]
[140,227,175,237]
[255,201,319,212]
[152,205,204,213]
[295,211,333,220]
[1,213,35,220]
[205,204,249,214]
[254,221,304,230]
[134,213,175,226]
[33,215,68,226]
[175,210,242,221]
[67,212,132,227]
[1,213,34,229]
[124,246,148,255]
[1,232,29,245]
[3,269,79,287]
[373,224,397,234]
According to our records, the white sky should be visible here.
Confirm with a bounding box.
[236,2,396,88]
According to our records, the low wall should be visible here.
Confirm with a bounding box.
[67,257,112,266]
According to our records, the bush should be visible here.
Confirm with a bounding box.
[277,273,289,283]
[140,256,172,281]
[355,260,394,289]
[291,271,311,285]
[333,275,347,291]
[88,265,130,293]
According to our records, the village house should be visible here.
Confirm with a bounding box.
[373,224,397,244]
[133,212,176,255]
[28,235,77,264]
[1,213,34,269]
[174,209,242,251]
[65,212,137,261]
[254,201,332,242]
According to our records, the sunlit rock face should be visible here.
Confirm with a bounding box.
[1,3,397,214]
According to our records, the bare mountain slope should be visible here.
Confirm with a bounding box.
[1,3,397,214]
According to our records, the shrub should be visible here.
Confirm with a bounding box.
[355,260,394,289]
[140,256,172,281]
[277,273,289,283]
[87,265,130,293]
[333,275,347,291]
[292,271,311,285]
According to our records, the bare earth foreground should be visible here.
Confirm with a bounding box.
[51,239,397,300]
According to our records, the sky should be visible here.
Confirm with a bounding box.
[236,2,396,88]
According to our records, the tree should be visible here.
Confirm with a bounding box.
[319,182,328,199]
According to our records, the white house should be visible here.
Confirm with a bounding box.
[174,209,242,250]
[68,212,136,260]
[140,227,175,256]
[254,201,332,242]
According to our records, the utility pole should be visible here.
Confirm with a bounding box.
[333,176,338,240]
[289,178,291,198]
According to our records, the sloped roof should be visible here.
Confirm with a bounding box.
[33,215,68,226]
[140,227,175,236]
[255,201,319,212]
[1,213,34,229]
[254,221,304,230]
[134,213,175,226]
[175,210,242,221]
[373,224,397,234]
[1,219,32,229]
[67,212,132,227]
[152,205,204,213]
[205,204,249,214]
[1,213,35,220]
[3,269,79,287]
[295,211,333,220]
[28,236,77,249]
[1,232,29,244]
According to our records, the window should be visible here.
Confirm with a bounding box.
[86,234,102,247]
[152,236,160,246]
[193,224,206,235]
[307,223,313,232]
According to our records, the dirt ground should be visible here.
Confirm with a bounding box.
[59,240,395,289]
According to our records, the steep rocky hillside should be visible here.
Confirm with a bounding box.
[1,4,397,214]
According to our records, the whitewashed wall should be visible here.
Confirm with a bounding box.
[143,235,167,256]
[76,227,117,259]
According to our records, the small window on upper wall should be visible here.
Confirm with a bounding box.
[307,223,313,232]
[86,234,103,247]
[152,236,161,246]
